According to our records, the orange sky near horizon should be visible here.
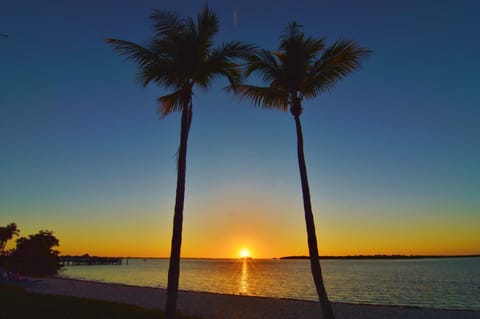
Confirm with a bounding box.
[6,220,479,259]
[4,167,479,258]
[6,188,479,258]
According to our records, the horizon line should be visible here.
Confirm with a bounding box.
[59,254,480,259]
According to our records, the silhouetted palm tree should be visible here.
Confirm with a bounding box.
[0,222,19,254]
[232,22,370,319]
[107,6,252,319]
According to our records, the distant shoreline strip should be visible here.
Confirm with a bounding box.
[279,254,480,260]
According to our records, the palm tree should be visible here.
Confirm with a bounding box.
[232,23,370,319]
[106,6,252,319]
[0,222,20,254]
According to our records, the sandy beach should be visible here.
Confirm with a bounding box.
[18,277,479,319]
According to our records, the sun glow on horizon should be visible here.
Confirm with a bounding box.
[239,248,251,258]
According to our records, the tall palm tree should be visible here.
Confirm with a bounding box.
[107,6,252,319]
[232,23,370,319]
[0,222,19,254]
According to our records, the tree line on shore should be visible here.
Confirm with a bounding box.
[0,223,61,277]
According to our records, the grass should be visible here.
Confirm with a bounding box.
[0,283,196,319]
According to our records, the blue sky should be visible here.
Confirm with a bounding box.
[1,0,479,257]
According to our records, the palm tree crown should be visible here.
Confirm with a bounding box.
[107,6,252,116]
[234,22,370,115]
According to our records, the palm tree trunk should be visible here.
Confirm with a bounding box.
[165,100,192,319]
[293,113,335,319]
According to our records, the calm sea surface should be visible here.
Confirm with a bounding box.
[60,257,480,310]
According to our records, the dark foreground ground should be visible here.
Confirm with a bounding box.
[0,283,196,319]
[4,277,480,319]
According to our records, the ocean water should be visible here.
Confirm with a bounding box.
[60,257,480,310]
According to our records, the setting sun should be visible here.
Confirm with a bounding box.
[239,248,251,258]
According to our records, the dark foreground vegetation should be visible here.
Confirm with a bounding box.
[0,284,196,319]
[1,223,62,277]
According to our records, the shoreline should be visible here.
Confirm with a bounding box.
[51,276,480,312]
[17,276,480,319]
[279,255,480,260]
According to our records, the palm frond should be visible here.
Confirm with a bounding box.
[229,85,288,110]
[157,88,191,117]
[106,39,158,68]
[150,10,184,37]
[303,40,371,97]
[136,59,175,88]
[148,37,174,57]
[211,41,256,61]
[302,37,326,62]
[197,5,219,42]
[280,21,304,44]
[210,65,243,88]
[245,49,283,84]
[184,16,198,36]
[202,41,255,87]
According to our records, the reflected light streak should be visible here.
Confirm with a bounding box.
[240,258,249,294]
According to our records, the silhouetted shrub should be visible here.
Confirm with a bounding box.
[9,230,62,276]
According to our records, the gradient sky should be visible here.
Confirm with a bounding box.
[1,0,479,258]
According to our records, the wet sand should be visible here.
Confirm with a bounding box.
[20,277,480,319]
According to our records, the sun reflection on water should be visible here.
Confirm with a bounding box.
[239,257,249,294]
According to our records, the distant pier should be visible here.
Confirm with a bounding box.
[60,255,125,266]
